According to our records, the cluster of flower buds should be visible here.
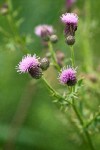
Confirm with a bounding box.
[17,12,79,87]
[34,25,58,43]
[16,54,50,79]
[0,3,9,15]
[61,13,78,45]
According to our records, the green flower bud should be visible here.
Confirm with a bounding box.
[66,35,75,45]
[50,35,58,43]
[0,3,9,15]
[40,58,50,71]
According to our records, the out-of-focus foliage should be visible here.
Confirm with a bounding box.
[0,0,100,150]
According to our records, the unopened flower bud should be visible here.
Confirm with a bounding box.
[34,25,54,42]
[66,35,75,45]
[57,60,63,68]
[50,35,58,43]
[29,67,43,79]
[66,0,76,12]
[56,51,65,61]
[41,29,50,41]
[40,58,50,71]
[56,51,65,67]
[0,3,9,15]
[87,74,97,83]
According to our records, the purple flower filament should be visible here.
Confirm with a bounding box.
[16,54,43,79]
[16,54,40,73]
[59,67,77,86]
[61,13,78,37]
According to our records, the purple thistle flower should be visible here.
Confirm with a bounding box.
[58,67,77,86]
[61,13,78,25]
[16,54,40,73]
[60,13,78,43]
[66,0,76,10]
[34,25,54,37]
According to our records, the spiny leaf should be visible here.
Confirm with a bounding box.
[16,18,24,27]
[77,78,84,86]
[53,99,58,103]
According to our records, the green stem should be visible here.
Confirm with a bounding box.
[81,0,93,72]
[70,46,75,67]
[42,77,71,105]
[84,111,100,129]
[0,27,10,37]
[42,77,58,95]
[70,46,95,150]
[43,75,95,150]
[7,0,18,36]
[6,14,18,37]
[84,131,95,150]
[6,0,28,54]
[72,98,95,150]
[7,0,13,12]
[48,42,60,71]
[72,99,84,125]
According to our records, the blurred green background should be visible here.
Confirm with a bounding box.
[0,0,100,150]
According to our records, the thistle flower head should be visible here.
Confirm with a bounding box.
[60,13,78,40]
[61,13,78,25]
[16,54,40,73]
[34,25,54,37]
[66,0,76,8]
[58,67,77,86]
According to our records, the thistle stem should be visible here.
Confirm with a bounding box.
[70,46,75,67]
[48,42,60,71]
[84,110,100,129]
[72,98,95,150]
[72,99,84,125]
[42,74,95,150]
[70,45,95,150]
[42,77,71,105]
[81,0,93,73]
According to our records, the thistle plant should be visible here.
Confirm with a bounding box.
[16,11,99,150]
[0,0,100,150]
